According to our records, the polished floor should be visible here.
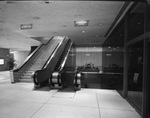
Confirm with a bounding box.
[0,71,141,118]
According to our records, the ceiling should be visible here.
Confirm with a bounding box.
[0,1,125,51]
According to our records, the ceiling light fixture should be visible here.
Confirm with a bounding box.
[21,24,32,30]
[98,23,102,26]
[33,17,40,20]
[74,20,89,27]
[63,25,67,27]
[82,30,85,33]
[96,35,99,37]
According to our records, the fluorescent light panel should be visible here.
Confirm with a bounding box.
[74,20,89,27]
[21,24,32,29]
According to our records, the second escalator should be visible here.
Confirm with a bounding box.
[50,40,72,89]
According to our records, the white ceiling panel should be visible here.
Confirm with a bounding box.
[0,1,124,50]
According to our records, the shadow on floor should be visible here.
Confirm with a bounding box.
[33,84,51,91]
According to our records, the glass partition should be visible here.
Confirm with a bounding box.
[129,3,145,41]
[127,41,143,111]
[102,19,124,93]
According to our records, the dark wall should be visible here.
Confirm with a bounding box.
[0,48,10,71]
[29,46,38,55]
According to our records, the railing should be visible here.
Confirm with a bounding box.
[42,39,63,69]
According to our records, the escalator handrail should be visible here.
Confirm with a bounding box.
[58,42,73,72]
[13,43,43,72]
[14,37,53,72]
[42,37,64,70]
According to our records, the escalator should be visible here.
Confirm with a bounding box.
[33,37,71,87]
[50,40,72,89]
[13,36,80,90]
[13,36,65,82]
[49,40,82,90]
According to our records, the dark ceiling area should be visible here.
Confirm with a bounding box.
[103,2,146,47]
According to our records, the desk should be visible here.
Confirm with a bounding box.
[81,72,123,88]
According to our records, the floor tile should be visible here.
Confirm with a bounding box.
[0,72,141,118]
[52,91,75,98]
[48,89,98,108]
[31,104,100,118]
[100,108,141,118]
[97,92,134,110]
[0,99,43,118]
[2,90,56,104]
[96,89,120,96]
[0,71,10,80]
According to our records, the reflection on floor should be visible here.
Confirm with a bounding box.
[0,71,141,118]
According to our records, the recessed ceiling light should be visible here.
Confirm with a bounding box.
[63,25,67,27]
[33,17,40,20]
[106,54,112,56]
[74,20,89,27]
[82,30,85,33]
[85,54,90,56]
[96,35,99,37]
[98,23,102,26]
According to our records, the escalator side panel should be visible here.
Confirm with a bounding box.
[13,43,45,82]
[35,37,70,84]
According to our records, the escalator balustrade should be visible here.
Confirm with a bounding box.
[33,37,72,88]
[50,72,63,89]
[73,72,82,91]
[49,40,72,89]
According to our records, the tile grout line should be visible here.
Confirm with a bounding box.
[47,102,99,109]
[29,90,58,118]
[99,107,137,112]
[96,90,102,118]
[72,91,77,99]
